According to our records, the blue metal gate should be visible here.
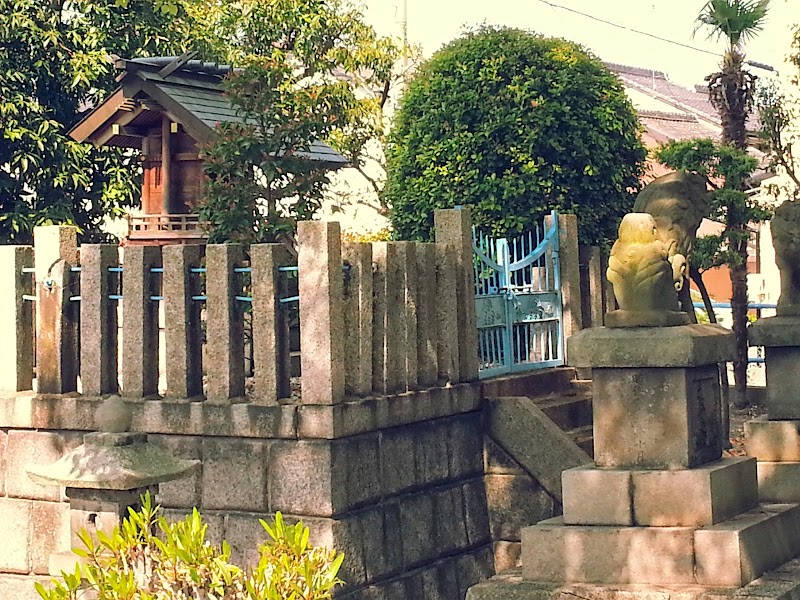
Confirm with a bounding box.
[473,211,564,378]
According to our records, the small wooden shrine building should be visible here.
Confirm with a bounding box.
[69,55,347,245]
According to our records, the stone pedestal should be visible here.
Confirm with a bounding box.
[746,317,800,502]
[487,324,800,597]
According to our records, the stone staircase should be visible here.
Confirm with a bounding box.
[483,366,594,464]
[482,367,595,571]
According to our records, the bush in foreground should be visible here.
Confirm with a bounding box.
[36,494,343,600]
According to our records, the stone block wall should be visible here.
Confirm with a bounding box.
[0,383,493,599]
[483,437,559,573]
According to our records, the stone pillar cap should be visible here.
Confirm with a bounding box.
[567,323,734,368]
[749,316,800,347]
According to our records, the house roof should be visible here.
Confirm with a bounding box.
[69,56,348,167]
[606,62,760,144]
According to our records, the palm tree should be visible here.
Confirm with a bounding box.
[696,0,770,409]
[697,0,770,149]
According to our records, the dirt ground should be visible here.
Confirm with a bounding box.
[725,403,767,457]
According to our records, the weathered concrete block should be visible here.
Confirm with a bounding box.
[568,324,734,368]
[380,427,417,495]
[487,473,557,539]
[435,244,459,383]
[269,440,340,517]
[416,243,439,387]
[7,430,82,501]
[749,316,800,347]
[162,244,203,399]
[251,244,293,403]
[493,541,521,573]
[342,242,373,397]
[521,517,696,585]
[399,493,436,567]
[463,478,492,547]
[31,501,69,575]
[632,457,758,527]
[448,413,485,479]
[201,438,268,511]
[121,245,161,398]
[486,397,591,502]
[484,436,525,476]
[562,466,632,526]
[0,498,32,573]
[0,246,34,393]
[745,417,800,461]
[415,421,449,486]
[593,365,722,469]
[298,221,345,405]
[372,242,406,394]
[435,208,480,381]
[0,574,53,600]
[80,244,119,396]
[433,486,469,554]
[341,434,381,510]
[149,435,202,508]
[223,512,270,567]
[205,244,246,401]
[695,503,800,587]
[757,461,800,503]
[455,545,496,600]
[762,346,800,420]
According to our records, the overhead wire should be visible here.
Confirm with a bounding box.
[534,0,776,72]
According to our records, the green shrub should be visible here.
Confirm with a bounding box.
[36,493,344,600]
[384,26,647,246]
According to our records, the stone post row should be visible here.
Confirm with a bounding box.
[35,225,79,394]
[0,245,34,392]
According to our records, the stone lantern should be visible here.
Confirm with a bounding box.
[27,395,199,575]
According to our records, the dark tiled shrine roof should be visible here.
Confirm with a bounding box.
[70,56,348,167]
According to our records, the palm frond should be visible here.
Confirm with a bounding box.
[695,0,770,47]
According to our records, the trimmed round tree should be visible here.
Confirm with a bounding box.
[384,26,647,245]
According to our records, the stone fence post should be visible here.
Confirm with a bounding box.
[34,225,79,394]
[0,245,34,392]
[579,245,606,329]
[298,221,345,405]
[434,208,479,382]
[546,213,582,348]
[80,244,119,396]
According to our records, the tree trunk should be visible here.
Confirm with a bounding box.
[678,277,697,323]
[730,256,750,409]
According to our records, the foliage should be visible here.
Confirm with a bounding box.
[0,0,202,243]
[382,26,647,246]
[36,493,344,600]
[755,72,800,203]
[342,226,392,243]
[656,138,769,409]
[199,0,399,245]
[693,0,770,408]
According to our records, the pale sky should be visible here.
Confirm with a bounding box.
[362,0,798,88]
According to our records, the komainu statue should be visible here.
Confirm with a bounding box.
[605,213,691,328]
[633,171,710,295]
[772,201,800,316]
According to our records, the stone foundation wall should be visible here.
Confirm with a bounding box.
[0,383,493,600]
[483,438,559,573]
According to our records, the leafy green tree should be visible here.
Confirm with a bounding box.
[695,0,770,407]
[199,0,399,245]
[656,139,771,410]
[0,0,200,243]
[382,26,647,246]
